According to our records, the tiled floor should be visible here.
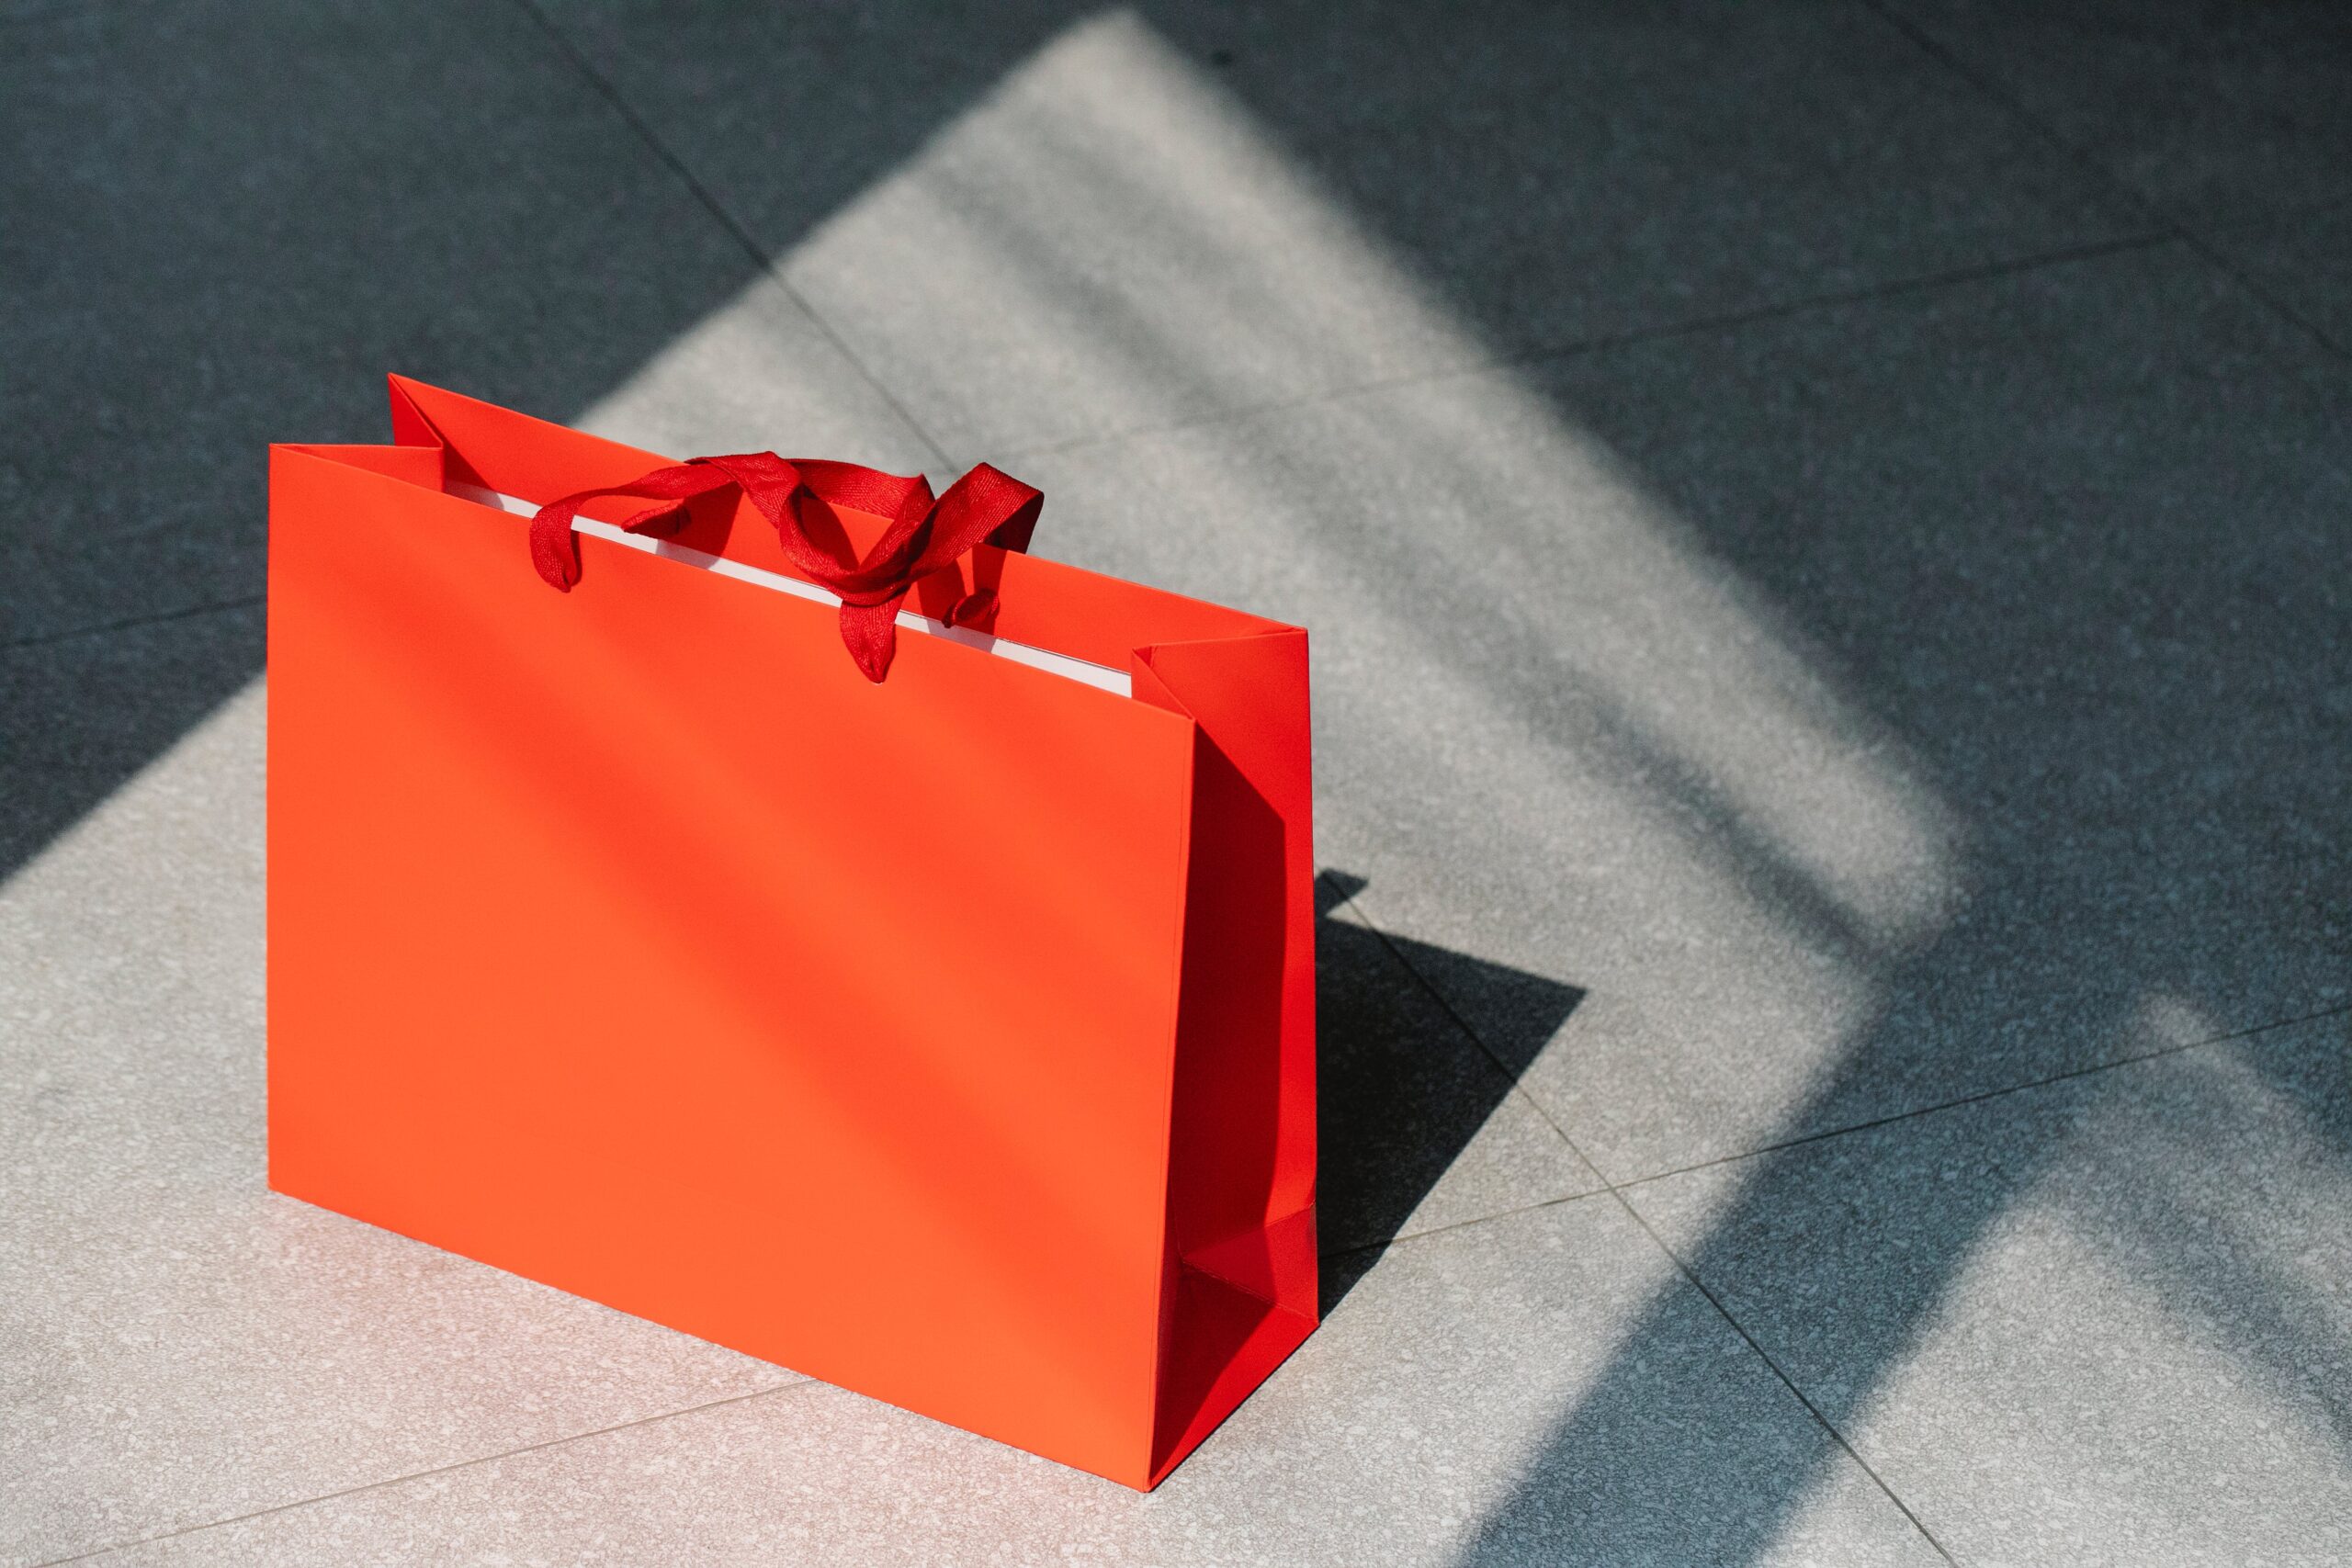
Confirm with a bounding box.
[4,3,2346,1563]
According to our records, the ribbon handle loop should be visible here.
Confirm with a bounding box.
[526,460,749,592]
[526,453,1041,682]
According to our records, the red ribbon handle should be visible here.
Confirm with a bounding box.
[528,454,1042,682]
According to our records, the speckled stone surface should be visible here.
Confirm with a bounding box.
[0,0,931,648]
[85,1199,1948,1568]
[540,0,2141,457]
[1875,0,2352,227]
[1,609,266,880]
[2199,198,2352,361]
[1625,1013,2352,1568]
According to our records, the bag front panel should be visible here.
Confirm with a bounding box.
[267,448,1197,1484]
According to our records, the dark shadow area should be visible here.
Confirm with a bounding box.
[1316,870,1587,1314]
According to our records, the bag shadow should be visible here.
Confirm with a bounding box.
[1314,871,1585,1313]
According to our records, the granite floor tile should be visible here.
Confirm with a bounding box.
[1875,0,2352,227]
[559,271,945,469]
[0,670,790,1568]
[87,1200,1944,1568]
[544,0,2141,457]
[1011,240,2352,1179]
[1624,1011,2352,1567]
[0,0,933,649]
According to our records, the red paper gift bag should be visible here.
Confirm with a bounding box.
[266,377,1317,1489]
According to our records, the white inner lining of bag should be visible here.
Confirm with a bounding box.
[454,486,1134,697]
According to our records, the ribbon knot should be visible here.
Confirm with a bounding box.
[528,452,1042,682]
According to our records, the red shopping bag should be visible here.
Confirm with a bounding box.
[266,377,1317,1489]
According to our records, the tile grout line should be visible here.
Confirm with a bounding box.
[1329,876,1964,1563]
[31,1382,815,1568]
[2098,212,2348,367]
[503,0,961,473]
[1319,1186,1617,1264]
[1340,879,2343,1564]
[1315,998,2352,1268]
[1851,0,2352,365]
[1612,998,2352,1194]
[1316,874,1610,1191]
[510,0,2340,487]
[25,856,2321,1566]
[992,230,2178,468]
[3,594,266,656]
[1601,1199,1962,1565]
